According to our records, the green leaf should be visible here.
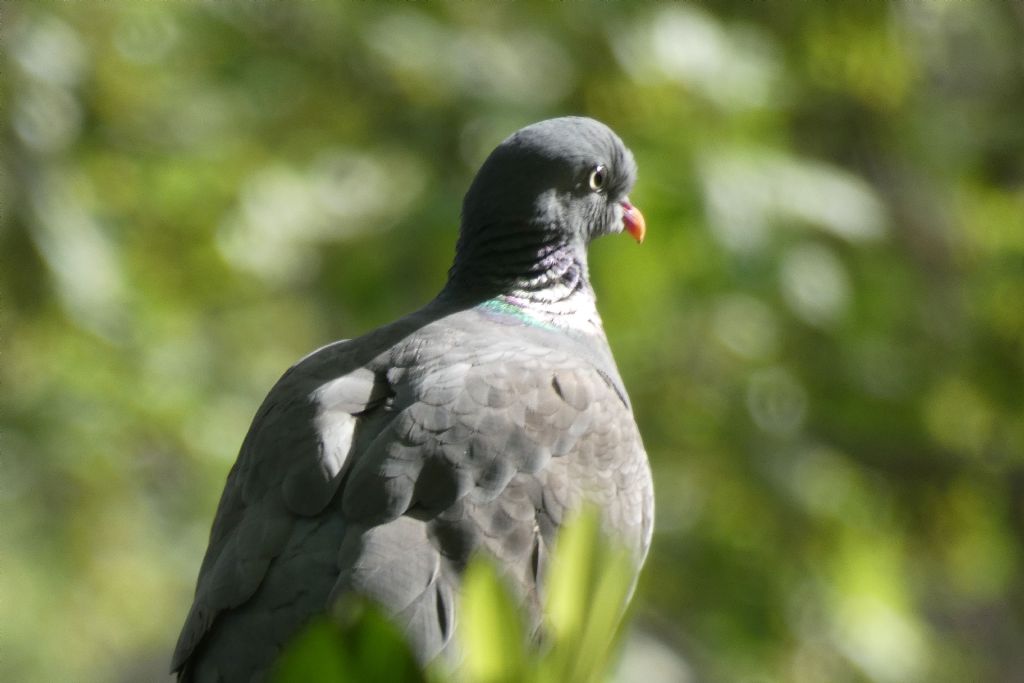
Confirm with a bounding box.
[540,508,635,683]
[459,556,528,683]
[272,601,426,683]
[272,617,350,683]
[454,510,636,683]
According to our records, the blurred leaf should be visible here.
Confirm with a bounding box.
[273,602,425,683]
[459,558,528,683]
[449,510,637,683]
[273,617,350,683]
[541,508,634,683]
[275,514,636,683]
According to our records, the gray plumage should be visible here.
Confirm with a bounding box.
[172,116,654,682]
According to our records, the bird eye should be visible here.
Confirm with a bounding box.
[588,165,607,192]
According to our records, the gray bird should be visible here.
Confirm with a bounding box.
[171,116,654,682]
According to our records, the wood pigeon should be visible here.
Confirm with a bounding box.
[172,116,654,681]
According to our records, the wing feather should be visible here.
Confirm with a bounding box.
[171,352,381,676]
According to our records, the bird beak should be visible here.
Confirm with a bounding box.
[620,200,646,243]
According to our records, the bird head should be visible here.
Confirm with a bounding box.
[460,117,645,247]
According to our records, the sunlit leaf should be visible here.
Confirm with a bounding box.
[541,508,635,683]
[459,558,528,683]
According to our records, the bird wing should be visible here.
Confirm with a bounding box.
[173,319,651,679]
[170,339,389,676]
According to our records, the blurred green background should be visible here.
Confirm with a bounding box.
[3,1,1023,681]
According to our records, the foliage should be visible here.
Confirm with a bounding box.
[272,606,426,683]
[458,509,635,683]
[272,510,634,683]
[2,1,1023,682]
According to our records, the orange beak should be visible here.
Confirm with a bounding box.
[621,200,646,244]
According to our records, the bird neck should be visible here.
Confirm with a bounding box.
[442,223,604,333]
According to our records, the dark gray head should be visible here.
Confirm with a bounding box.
[461,117,644,245]
[450,117,645,294]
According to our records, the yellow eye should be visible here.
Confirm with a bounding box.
[588,165,607,192]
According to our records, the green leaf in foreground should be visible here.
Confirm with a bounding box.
[540,508,635,683]
[274,510,636,683]
[272,600,426,683]
[458,558,529,683]
[458,507,636,683]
